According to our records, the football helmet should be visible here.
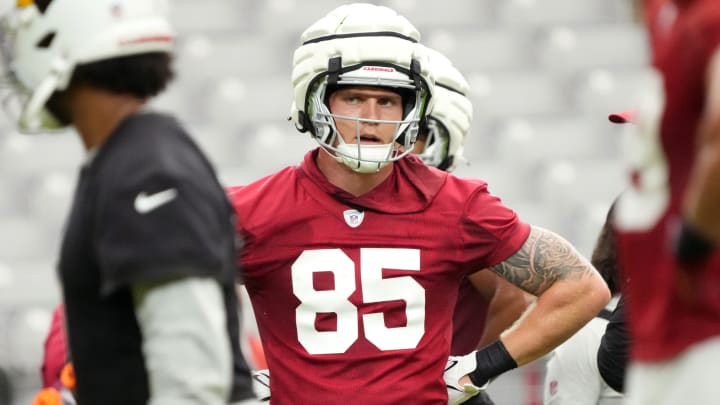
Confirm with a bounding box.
[0,0,174,132]
[416,46,472,172]
[290,3,435,173]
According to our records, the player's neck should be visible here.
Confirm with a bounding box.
[316,150,393,196]
[71,86,146,150]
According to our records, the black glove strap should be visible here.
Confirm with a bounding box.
[674,219,716,266]
[469,340,518,387]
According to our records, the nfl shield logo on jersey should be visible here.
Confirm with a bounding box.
[343,209,364,228]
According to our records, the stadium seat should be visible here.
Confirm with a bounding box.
[180,122,244,168]
[534,25,649,76]
[568,199,617,258]
[425,27,532,72]
[255,0,365,41]
[497,0,615,27]
[2,303,55,377]
[510,200,568,239]
[491,116,617,166]
[175,33,290,82]
[26,171,77,237]
[218,121,315,186]
[169,0,255,34]
[534,158,627,212]
[388,0,495,29]
[468,70,568,120]
[246,122,315,172]
[453,158,533,209]
[0,216,54,262]
[573,67,661,119]
[201,74,293,129]
[0,131,83,177]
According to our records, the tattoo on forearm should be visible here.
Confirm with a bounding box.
[490,226,594,296]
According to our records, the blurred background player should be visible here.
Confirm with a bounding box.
[0,0,255,404]
[613,0,720,404]
[229,3,609,404]
[543,204,624,405]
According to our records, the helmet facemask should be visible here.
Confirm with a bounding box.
[0,12,66,132]
[0,0,174,134]
[306,59,429,173]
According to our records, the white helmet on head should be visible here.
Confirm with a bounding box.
[0,0,174,132]
[290,2,434,173]
[417,46,473,172]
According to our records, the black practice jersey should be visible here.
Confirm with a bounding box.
[58,112,253,404]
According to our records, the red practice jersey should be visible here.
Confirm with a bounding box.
[41,304,67,388]
[615,0,720,361]
[450,279,488,356]
[228,150,529,404]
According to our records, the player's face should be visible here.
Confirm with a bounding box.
[328,86,404,146]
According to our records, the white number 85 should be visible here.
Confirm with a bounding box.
[291,248,426,354]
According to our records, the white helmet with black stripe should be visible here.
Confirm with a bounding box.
[290,3,435,173]
[0,0,174,132]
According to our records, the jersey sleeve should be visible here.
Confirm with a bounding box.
[460,184,531,270]
[95,163,233,296]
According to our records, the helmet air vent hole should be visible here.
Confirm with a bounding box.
[34,0,53,13]
[36,32,56,49]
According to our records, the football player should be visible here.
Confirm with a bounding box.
[249,46,532,405]
[0,0,255,404]
[613,0,720,403]
[228,3,609,404]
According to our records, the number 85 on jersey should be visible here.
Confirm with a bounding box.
[292,248,425,355]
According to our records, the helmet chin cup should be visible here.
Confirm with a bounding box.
[334,142,394,173]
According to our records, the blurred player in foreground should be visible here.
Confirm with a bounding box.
[0,0,255,403]
[613,0,720,403]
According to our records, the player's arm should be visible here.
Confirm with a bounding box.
[467,270,534,348]
[132,276,232,405]
[677,47,720,263]
[456,226,609,387]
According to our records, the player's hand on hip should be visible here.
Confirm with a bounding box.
[252,369,270,402]
[444,352,486,405]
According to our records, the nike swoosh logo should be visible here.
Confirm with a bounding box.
[134,188,178,214]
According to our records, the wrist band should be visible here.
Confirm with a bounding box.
[674,219,715,266]
[469,340,518,387]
